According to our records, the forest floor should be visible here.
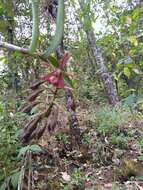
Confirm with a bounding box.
[19,101,143,190]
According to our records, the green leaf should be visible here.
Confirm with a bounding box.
[139,61,143,66]
[18,145,42,158]
[11,171,20,188]
[0,102,4,113]
[132,68,141,74]
[132,7,141,20]
[64,74,75,88]
[139,139,143,149]
[123,94,136,107]
[123,67,131,78]
[128,36,138,47]
[18,145,30,157]
[138,155,143,161]
[29,144,42,152]
[0,183,7,190]
[0,56,6,62]
[48,56,60,68]
[113,73,118,81]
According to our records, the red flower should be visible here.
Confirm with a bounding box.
[41,53,70,89]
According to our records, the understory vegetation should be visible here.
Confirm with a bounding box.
[0,0,143,189]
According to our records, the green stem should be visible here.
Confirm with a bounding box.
[28,0,40,53]
[43,0,65,58]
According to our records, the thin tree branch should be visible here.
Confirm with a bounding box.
[0,41,49,63]
[0,41,28,53]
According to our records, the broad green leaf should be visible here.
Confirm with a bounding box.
[138,155,143,161]
[123,67,131,78]
[129,49,135,56]
[0,102,4,113]
[132,7,141,20]
[0,56,6,62]
[29,144,42,152]
[139,139,143,148]
[113,74,118,81]
[18,145,42,158]
[128,36,138,47]
[139,61,143,66]
[113,73,118,81]
[48,56,60,68]
[64,74,75,88]
[11,171,20,188]
[132,68,141,74]
[18,145,30,157]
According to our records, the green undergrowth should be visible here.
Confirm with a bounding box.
[87,104,131,134]
[0,108,25,184]
[86,102,143,149]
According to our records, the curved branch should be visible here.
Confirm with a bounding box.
[28,0,40,53]
[42,0,65,58]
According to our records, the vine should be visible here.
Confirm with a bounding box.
[43,0,65,58]
[28,0,40,53]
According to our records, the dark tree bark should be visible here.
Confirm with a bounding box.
[86,30,119,106]
[78,0,119,106]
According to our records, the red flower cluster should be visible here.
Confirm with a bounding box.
[41,53,70,88]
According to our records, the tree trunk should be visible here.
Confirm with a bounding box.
[86,30,119,106]
[7,1,19,93]
[78,0,119,106]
